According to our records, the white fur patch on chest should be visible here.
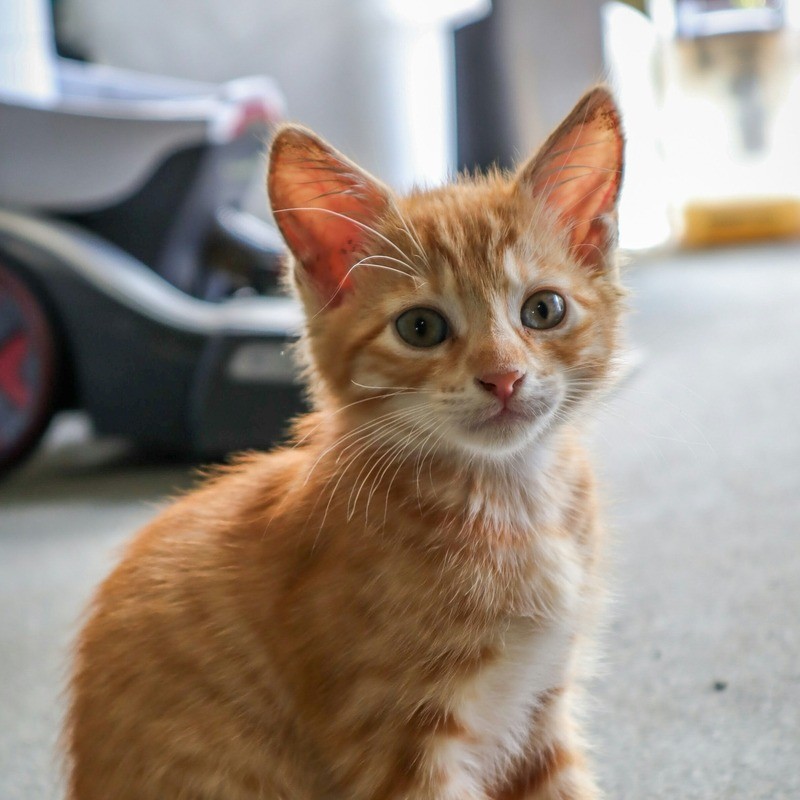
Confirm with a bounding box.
[457,616,574,778]
[436,536,584,787]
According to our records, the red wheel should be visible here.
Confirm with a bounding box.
[0,261,59,475]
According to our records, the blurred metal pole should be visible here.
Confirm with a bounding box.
[455,0,606,172]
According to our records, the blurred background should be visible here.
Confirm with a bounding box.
[1,1,799,798]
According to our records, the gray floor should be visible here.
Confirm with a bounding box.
[1,243,799,799]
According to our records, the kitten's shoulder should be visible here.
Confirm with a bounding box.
[121,436,309,558]
[176,444,308,521]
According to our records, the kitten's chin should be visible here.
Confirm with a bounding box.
[449,406,558,459]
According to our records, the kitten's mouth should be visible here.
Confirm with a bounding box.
[485,407,529,425]
[465,400,552,433]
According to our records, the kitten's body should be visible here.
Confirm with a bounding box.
[67,89,625,799]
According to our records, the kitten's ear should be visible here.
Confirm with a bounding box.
[268,125,391,307]
[516,87,624,268]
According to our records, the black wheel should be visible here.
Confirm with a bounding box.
[0,260,59,475]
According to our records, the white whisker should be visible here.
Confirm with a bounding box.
[352,380,430,393]
[273,206,419,270]
[349,409,439,521]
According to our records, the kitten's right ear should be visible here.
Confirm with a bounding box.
[268,125,391,308]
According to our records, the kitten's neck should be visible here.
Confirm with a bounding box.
[309,409,577,533]
[455,432,574,530]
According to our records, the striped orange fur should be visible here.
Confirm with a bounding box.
[66,86,625,799]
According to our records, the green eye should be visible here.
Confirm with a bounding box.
[395,307,449,348]
[521,291,566,330]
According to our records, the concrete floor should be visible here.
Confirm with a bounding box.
[1,244,799,799]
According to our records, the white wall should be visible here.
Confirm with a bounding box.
[59,0,488,193]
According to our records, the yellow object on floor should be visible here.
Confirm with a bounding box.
[682,198,800,247]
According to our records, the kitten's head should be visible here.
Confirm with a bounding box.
[268,87,625,460]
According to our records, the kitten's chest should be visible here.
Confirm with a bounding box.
[453,617,575,771]
[442,534,585,781]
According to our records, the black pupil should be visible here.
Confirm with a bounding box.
[537,300,549,319]
[414,317,427,337]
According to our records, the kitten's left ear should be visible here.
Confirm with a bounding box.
[516,86,624,268]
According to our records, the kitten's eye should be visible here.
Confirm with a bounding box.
[395,307,449,348]
[521,291,566,330]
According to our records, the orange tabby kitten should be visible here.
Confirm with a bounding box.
[66,87,625,800]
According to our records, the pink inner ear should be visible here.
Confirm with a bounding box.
[277,190,374,301]
[525,92,623,266]
[268,129,389,306]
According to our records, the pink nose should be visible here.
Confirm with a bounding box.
[476,370,525,403]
